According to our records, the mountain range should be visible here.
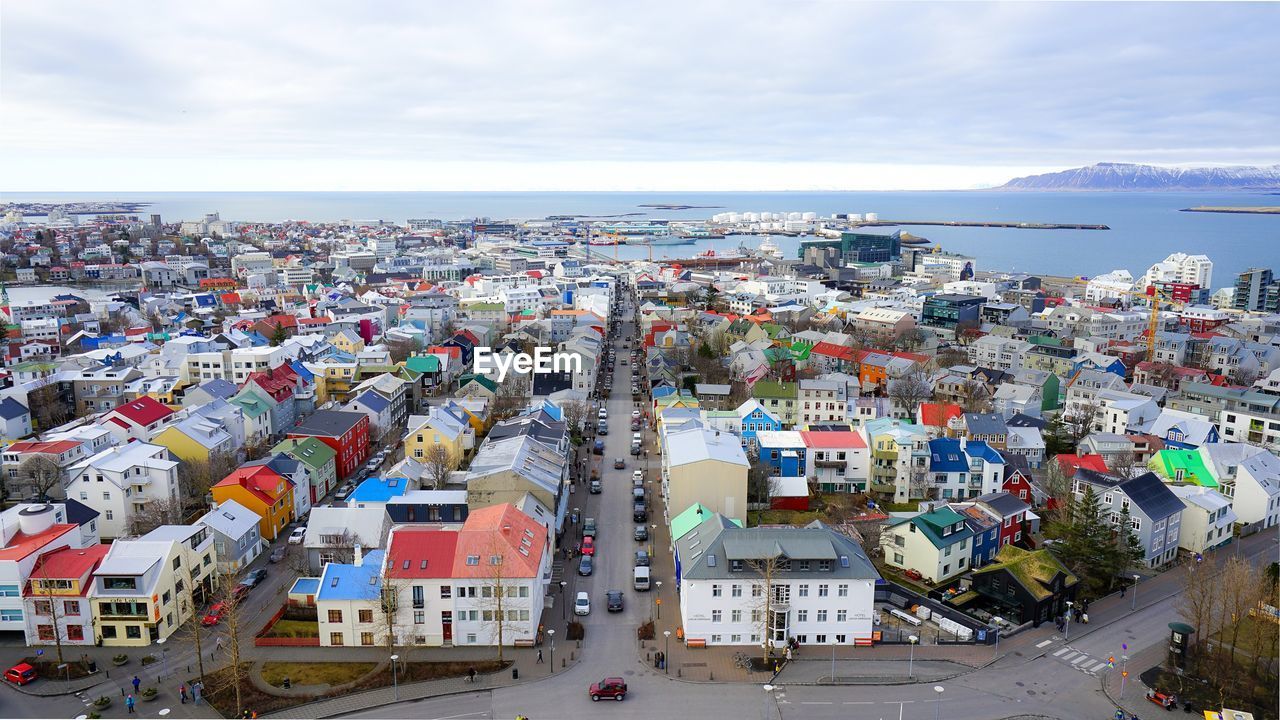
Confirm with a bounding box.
[998,163,1280,191]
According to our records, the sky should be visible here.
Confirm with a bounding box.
[2,1,1277,191]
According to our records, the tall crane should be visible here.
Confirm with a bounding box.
[1067,279,1185,362]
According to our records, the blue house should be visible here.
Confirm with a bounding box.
[960,507,1000,569]
[756,430,807,476]
[1071,355,1127,380]
[736,399,782,450]
[348,477,411,507]
[927,438,1006,500]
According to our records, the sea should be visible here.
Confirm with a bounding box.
[3,190,1278,289]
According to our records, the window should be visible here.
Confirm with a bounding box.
[797,560,811,572]
[68,625,85,641]
[815,634,827,643]
[731,610,742,623]
[360,632,374,646]
[412,586,425,608]
[837,610,847,622]
[125,625,142,639]
[894,553,904,564]
[440,586,452,599]
[818,584,829,597]
[837,584,848,597]
[711,584,722,597]
[330,632,344,646]
[105,510,113,521]
[752,584,763,598]
[731,584,742,598]
[836,634,846,644]
[34,600,53,616]
[711,610,722,623]
[817,610,828,622]
[797,610,808,622]
[1130,517,1142,531]
[751,610,763,623]
[64,600,80,615]
[358,609,373,623]
[798,584,809,597]
[328,609,343,623]
[101,625,117,639]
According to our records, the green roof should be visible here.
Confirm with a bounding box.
[752,380,797,400]
[789,341,812,361]
[468,302,505,312]
[232,395,269,418]
[458,374,497,392]
[1027,335,1062,347]
[762,323,786,339]
[763,347,792,363]
[272,437,336,471]
[1150,449,1217,488]
[405,355,441,373]
[973,545,1077,601]
[671,503,742,543]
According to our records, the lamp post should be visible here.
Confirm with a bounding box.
[1131,574,1140,611]
[663,630,671,674]
[991,617,1002,659]
[654,580,663,620]
[560,581,568,620]
[933,686,945,720]
[547,629,556,672]
[1064,600,1074,640]
[156,637,169,680]
[390,654,399,701]
[908,635,918,678]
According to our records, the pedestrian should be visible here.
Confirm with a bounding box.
[537,648,544,663]
[180,683,188,704]
[193,681,202,706]
[467,666,476,683]
[1120,584,1126,597]
[216,637,224,653]
[252,711,259,719]
[1081,612,1089,624]
[126,694,136,714]
[132,675,141,693]
[785,647,792,662]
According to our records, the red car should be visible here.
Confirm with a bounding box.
[589,677,627,701]
[201,602,226,626]
[4,663,37,686]
[581,536,595,556]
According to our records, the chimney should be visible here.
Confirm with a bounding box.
[959,436,968,453]
[353,544,364,567]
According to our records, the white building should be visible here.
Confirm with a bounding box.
[1139,252,1213,291]
[66,443,181,539]
[1084,270,1134,304]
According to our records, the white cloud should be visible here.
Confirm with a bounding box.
[1,1,1276,190]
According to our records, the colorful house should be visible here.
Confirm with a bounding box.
[273,437,338,503]
[288,410,370,481]
[212,465,295,541]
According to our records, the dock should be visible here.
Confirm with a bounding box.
[1180,206,1280,215]
[851,220,1109,230]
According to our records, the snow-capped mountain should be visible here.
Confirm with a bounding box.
[998,163,1280,190]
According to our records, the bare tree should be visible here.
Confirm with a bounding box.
[18,455,64,500]
[475,537,524,663]
[958,379,992,413]
[559,399,590,438]
[1062,399,1102,449]
[175,565,214,689]
[386,337,417,364]
[211,569,249,718]
[491,375,530,420]
[888,369,932,418]
[747,462,775,505]
[421,443,459,490]
[1107,450,1141,479]
[127,497,185,536]
[177,452,240,507]
[30,557,70,665]
[748,555,783,666]
[28,383,71,431]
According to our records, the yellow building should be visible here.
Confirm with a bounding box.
[328,328,366,355]
[661,425,749,526]
[212,465,294,541]
[150,415,235,464]
[404,404,473,468]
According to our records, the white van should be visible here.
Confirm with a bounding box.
[633,566,651,591]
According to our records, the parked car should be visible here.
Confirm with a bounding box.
[593,440,605,455]
[632,487,645,501]
[632,470,644,487]
[231,583,252,601]
[241,568,268,588]
[578,555,594,576]
[334,484,355,500]
[634,550,650,567]
[634,525,648,542]
[606,590,624,612]
[288,526,307,545]
[630,443,641,456]
[632,503,647,522]
[613,457,625,469]
[575,591,591,616]
[590,677,627,702]
[581,536,595,556]
[201,602,226,627]
[269,547,287,563]
[589,479,602,494]
[4,663,37,686]
[583,518,597,537]
[631,410,641,418]
[598,408,608,420]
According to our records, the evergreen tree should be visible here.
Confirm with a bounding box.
[1106,505,1146,589]
[270,323,288,347]
[1051,485,1114,597]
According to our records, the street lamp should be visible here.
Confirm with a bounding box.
[990,618,1002,659]
[560,581,568,620]
[933,686,945,720]
[390,654,399,701]
[1131,574,1140,611]
[1064,600,1074,640]
[654,580,663,620]
[663,630,672,674]
[908,635,918,678]
[156,637,169,680]
[547,629,556,672]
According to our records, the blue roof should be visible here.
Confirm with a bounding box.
[928,438,1003,471]
[290,360,315,382]
[355,390,390,413]
[652,386,678,399]
[540,400,563,422]
[966,440,1003,464]
[316,549,384,601]
[0,396,29,420]
[290,577,320,596]
[195,294,216,307]
[349,477,409,503]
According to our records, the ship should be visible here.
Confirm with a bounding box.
[756,236,784,259]
[637,233,696,245]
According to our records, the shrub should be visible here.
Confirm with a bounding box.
[636,621,654,641]
[567,621,586,641]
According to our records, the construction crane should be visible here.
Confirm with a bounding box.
[1066,279,1185,362]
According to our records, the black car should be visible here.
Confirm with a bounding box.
[578,556,594,576]
[606,590,624,612]
[240,568,268,588]
[634,525,648,542]
[634,550,650,567]
[613,458,625,469]
[632,503,648,522]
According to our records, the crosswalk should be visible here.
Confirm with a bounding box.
[1050,645,1113,676]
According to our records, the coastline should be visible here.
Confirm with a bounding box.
[1180,206,1280,215]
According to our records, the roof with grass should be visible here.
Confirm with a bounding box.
[973,545,1077,601]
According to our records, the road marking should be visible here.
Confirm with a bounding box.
[1058,650,1078,661]
[1070,655,1092,666]
[801,701,833,705]
[1036,639,1055,648]
[1052,647,1071,657]
[843,701,874,704]
[1088,661,1108,672]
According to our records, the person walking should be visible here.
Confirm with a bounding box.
[125,694,136,714]
[131,675,141,694]
[536,648,544,663]
[180,683,188,704]
[467,666,476,683]
[193,681,202,706]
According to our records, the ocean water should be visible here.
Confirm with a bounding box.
[3,190,1278,288]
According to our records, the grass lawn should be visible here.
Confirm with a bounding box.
[1211,615,1280,660]
[749,509,825,526]
[261,662,376,688]
[262,619,319,638]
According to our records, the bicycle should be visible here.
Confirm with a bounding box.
[733,652,752,670]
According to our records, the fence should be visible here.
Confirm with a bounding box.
[254,606,321,647]
[874,581,994,645]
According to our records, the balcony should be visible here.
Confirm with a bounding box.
[814,459,845,469]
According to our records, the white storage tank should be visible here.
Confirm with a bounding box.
[18,504,57,535]
[848,213,863,222]
[802,212,817,221]
[865,212,879,222]
[787,212,802,221]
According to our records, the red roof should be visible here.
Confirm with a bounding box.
[245,371,295,401]
[427,346,462,361]
[384,527,459,579]
[799,430,866,449]
[452,504,547,579]
[298,317,330,326]
[26,545,110,591]
[918,403,963,428]
[6,439,80,456]
[1055,453,1109,475]
[267,314,299,329]
[108,396,175,427]
[215,465,288,505]
[811,342,855,361]
[0,524,77,562]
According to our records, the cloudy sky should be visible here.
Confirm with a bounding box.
[2,1,1276,191]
